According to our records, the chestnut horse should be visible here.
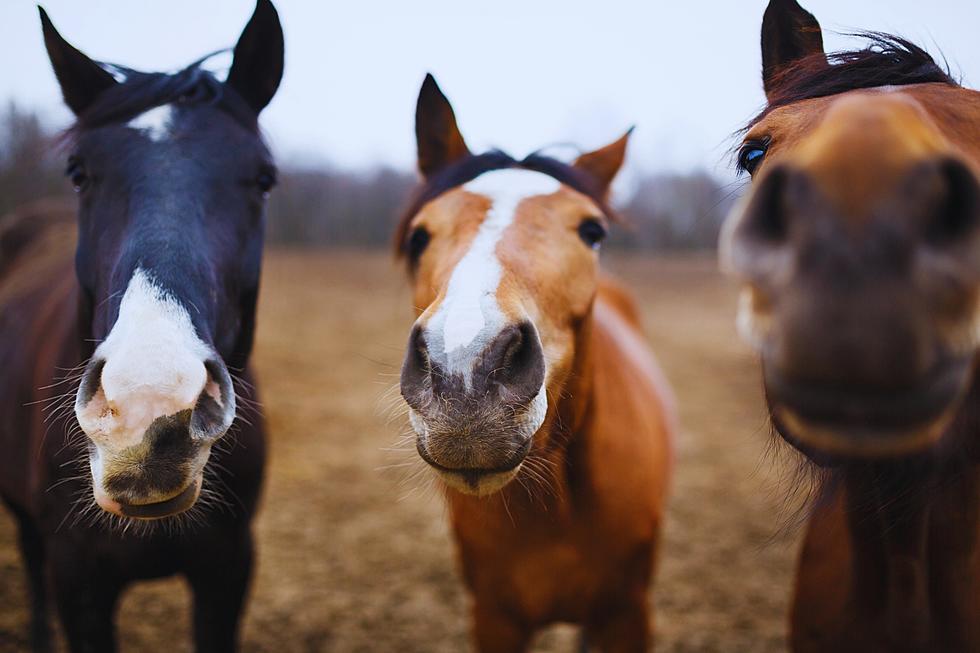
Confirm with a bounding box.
[396,75,675,652]
[722,0,980,650]
[0,2,282,651]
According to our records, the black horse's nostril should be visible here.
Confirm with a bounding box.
[77,358,106,406]
[483,322,545,406]
[190,359,236,441]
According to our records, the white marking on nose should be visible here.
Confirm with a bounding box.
[127,104,173,142]
[426,169,559,376]
[76,269,212,448]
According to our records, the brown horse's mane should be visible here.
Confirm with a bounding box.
[748,32,958,132]
[393,150,618,257]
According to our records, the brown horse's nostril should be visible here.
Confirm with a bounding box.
[725,165,799,281]
[741,165,791,245]
[923,157,980,246]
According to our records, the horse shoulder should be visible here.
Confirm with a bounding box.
[0,201,79,513]
[586,281,677,525]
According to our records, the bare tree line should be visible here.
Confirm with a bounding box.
[0,103,738,250]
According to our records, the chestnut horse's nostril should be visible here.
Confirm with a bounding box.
[484,322,546,406]
[400,325,431,409]
[400,321,546,411]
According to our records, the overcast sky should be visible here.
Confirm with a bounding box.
[2,1,978,180]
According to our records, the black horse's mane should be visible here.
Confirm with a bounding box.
[749,32,959,129]
[395,150,616,256]
[70,55,257,134]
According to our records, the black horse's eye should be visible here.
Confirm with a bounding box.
[65,156,88,192]
[255,168,278,197]
[577,218,607,250]
[407,226,430,261]
[738,140,769,175]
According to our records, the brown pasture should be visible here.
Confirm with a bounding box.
[0,250,800,652]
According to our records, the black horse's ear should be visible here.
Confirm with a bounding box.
[39,6,117,116]
[761,0,825,98]
[573,127,633,198]
[415,74,471,179]
[227,0,284,113]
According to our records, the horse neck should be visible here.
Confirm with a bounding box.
[841,376,980,646]
[476,310,600,515]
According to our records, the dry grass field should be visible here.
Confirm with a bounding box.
[0,250,802,652]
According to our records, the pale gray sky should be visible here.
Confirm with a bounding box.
[2,1,978,180]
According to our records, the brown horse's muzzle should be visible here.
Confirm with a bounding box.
[725,154,980,460]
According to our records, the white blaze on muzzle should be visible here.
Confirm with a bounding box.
[424,168,559,385]
[75,268,219,450]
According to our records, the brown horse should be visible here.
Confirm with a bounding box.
[0,2,282,651]
[396,74,675,652]
[722,1,980,650]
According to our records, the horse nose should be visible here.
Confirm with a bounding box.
[727,157,980,280]
[76,354,236,445]
[478,322,546,406]
[401,321,545,408]
[917,156,980,248]
[723,164,797,281]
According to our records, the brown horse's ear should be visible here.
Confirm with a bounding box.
[761,0,826,99]
[39,6,118,116]
[573,127,633,197]
[415,74,471,178]
[227,0,285,113]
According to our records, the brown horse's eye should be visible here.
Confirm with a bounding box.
[578,218,607,250]
[407,226,430,261]
[65,156,89,192]
[738,139,769,176]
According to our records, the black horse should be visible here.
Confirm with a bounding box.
[0,1,283,650]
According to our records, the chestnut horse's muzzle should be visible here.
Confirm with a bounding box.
[401,321,548,495]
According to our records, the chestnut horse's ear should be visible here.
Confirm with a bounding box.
[573,127,633,197]
[39,7,118,116]
[761,0,825,98]
[227,0,285,113]
[415,74,471,179]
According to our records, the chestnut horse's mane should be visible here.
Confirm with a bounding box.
[394,149,618,257]
[748,32,958,131]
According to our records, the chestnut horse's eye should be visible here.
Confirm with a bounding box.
[577,218,607,250]
[65,156,89,193]
[738,140,769,176]
[255,168,278,197]
[407,226,430,261]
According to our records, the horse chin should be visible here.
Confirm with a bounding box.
[764,356,973,463]
[435,466,522,497]
[92,472,204,520]
[772,405,957,462]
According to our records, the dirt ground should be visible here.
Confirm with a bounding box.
[0,250,801,652]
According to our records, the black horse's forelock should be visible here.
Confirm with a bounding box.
[394,150,616,257]
[69,54,258,135]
